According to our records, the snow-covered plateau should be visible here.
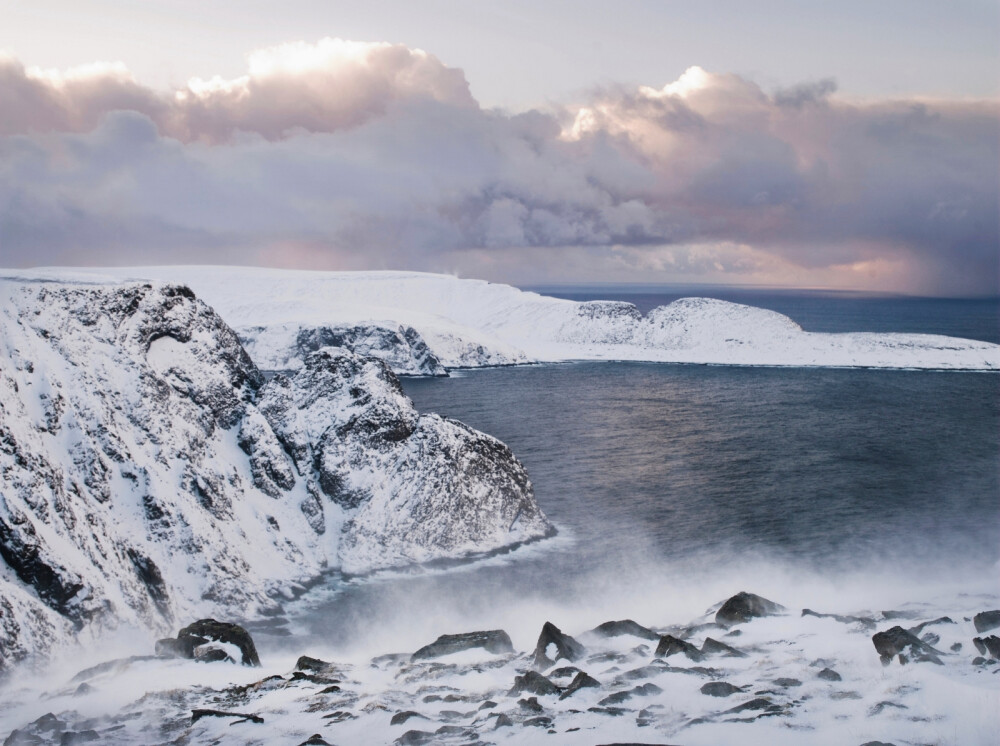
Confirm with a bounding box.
[0,277,551,672]
[6,267,998,373]
[1,588,998,745]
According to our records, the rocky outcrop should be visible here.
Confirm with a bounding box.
[0,278,552,669]
[412,630,514,660]
[155,619,261,667]
[973,610,1000,633]
[872,626,945,665]
[239,322,448,377]
[532,622,586,669]
[715,592,786,627]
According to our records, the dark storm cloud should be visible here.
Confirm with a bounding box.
[0,43,996,294]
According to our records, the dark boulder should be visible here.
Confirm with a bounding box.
[654,635,704,662]
[715,592,785,627]
[509,670,561,697]
[974,610,1000,634]
[972,635,1000,658]
[176,619,260,667]
[589,620,659,641]
[598,683,662,705]
[559,671,601,700]
[872,626,943,665]
[494,714,513,729]
[298,736,333,746]
[391,711,428,726]
[773,678,801,688]
[412,630,513,660]
[519,696,544,713]
[700,681,742,697]
[295,655,333,672]
[817,667,842,681]
[532,622,585,668]
[700,637,747,658]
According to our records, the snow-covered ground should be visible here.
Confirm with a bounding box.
[5,267,997,372]
[1,583,997,745]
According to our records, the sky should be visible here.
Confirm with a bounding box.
[1,0,998,295]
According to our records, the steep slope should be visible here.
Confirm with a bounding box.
[0,278,551,670]
[10,268,996,372]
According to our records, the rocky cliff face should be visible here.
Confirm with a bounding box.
[239,322,448,376]
[0,279,551,671]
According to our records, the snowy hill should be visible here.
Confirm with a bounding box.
[8,267,997,372]
[0,278,551,670]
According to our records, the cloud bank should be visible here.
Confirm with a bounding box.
[0,39,997,295]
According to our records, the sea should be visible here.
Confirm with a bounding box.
[283,288,1000,654]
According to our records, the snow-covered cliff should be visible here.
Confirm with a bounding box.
[11,268,996,372]
[0,278,551,670]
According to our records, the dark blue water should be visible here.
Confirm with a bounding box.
[287,293,999,650]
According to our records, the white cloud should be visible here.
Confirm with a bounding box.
[0,43,996,295]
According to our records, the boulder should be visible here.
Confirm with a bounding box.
[654,635,704,662]
[559,671,601,700]
[974,610,1000,633]
[715,592,785,627]
[509,670,561,697]
[817,667,842,681]
[701,637,747,658]
[589,620,659,641]
[158,619,261,667]
[532,622,585,668]
[871,625,943,665]
[972,635,1000,658]
[412,630,513,660]
[701,681,742,697]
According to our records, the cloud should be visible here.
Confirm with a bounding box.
[0,45,996,295]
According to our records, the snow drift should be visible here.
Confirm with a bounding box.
[10,267,996,373]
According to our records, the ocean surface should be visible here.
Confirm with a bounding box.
[283,289,1000,653]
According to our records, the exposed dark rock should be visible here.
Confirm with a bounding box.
[817,667,842,681]
[859,742,898,746]
[951,642,963,652]
[907,616,954,636]
[773,678,801,687]
[715,592,785,627]
[176,619,260,666]
[654,635,704,661]
[598,683,662,705]
[589,620,659,641]
[509,671,560,697]
[972,636,1000,658]
[868,701,907,716]
[523,716,553,728]
[532,622,586,668]
[394,730,434,746]
[701,637,747,658]
[478,700,497,710]
[519,696,544,713]
[494,714,513,728]
[881,609,921,621]
[724,697,772,714]
[295,655,333,672]
[587,706,628,717]
[559,671,601,700]
[549,666,582,679]
[802,608,875,629]
[872,625,944,665]
[412,630,513,660]
[974,610,1000,633]
[59,731,100,745]
[298,736,333,746]
[194,645,233,663]
[701,681,743,697]
[191,709,263,724]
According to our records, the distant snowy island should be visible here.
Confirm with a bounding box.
[8,267,998,373]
